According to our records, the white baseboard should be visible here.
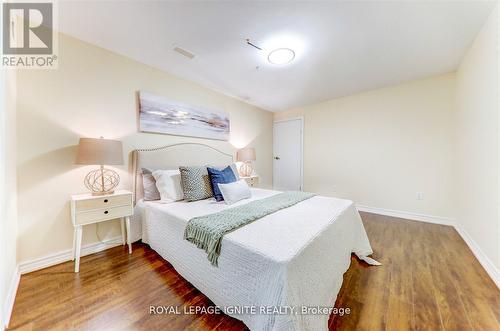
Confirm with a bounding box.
[357,204,500,289]
[3,266,20,328]
[453,224,500,289]
[19,236,123,274]
[356,204,455,226]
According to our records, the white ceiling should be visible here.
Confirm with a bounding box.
[58,1,497,112]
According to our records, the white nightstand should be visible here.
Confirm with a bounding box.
[70,189,133,273]
[241,175,259,187]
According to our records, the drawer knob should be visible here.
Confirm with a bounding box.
[104,199,109,203]
[104,210,109,214]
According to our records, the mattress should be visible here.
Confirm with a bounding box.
[137,188,374,331]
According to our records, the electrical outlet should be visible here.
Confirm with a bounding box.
[416,192,424,200]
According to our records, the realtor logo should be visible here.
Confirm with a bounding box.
[1,2,57,68]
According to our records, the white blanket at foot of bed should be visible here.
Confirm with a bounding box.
[137,188,375,331]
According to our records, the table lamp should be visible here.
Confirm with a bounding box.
[75,137,123,195]
[237,148,256,177]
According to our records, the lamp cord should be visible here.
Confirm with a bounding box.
[95,223,105,243]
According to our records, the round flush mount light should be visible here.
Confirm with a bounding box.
[267,48,295,65]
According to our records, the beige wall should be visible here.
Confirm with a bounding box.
[275,73,455,218]
[1,67,18,328]
[454,5,500,270]
[16,33,273,263]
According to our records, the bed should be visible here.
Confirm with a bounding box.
[131,143,376,331]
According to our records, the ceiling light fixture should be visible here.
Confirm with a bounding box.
[267,48,295,65]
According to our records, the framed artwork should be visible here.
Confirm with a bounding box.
[138,91,230,141]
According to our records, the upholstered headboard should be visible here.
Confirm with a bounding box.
[131,143,234,204]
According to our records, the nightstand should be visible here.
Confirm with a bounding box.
[242,175,259,187]
[70,189,133,272]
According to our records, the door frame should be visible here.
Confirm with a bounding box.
[273,116,304,191]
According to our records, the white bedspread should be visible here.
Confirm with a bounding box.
[137,188,374,331]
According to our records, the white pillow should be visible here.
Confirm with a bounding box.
[152,170,184,202]
[217,179,251,205]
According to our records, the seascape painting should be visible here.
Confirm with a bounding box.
[138,91,230,141]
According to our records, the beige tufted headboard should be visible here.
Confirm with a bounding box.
[131,143,234,204]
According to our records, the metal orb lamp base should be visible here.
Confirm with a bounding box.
[84,165,120,196]
[239,161,254,177]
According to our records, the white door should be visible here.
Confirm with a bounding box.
[273,118,303,191]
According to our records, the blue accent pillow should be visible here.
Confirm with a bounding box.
[207,166,237,202]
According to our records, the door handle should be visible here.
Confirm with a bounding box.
[274,156,280,160]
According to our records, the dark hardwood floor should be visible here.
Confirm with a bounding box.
[8,212,500,331]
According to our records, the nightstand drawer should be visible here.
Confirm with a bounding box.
[75,194,132,211]
[75,205,133,225]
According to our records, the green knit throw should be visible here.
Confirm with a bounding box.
[184,191,315,266]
